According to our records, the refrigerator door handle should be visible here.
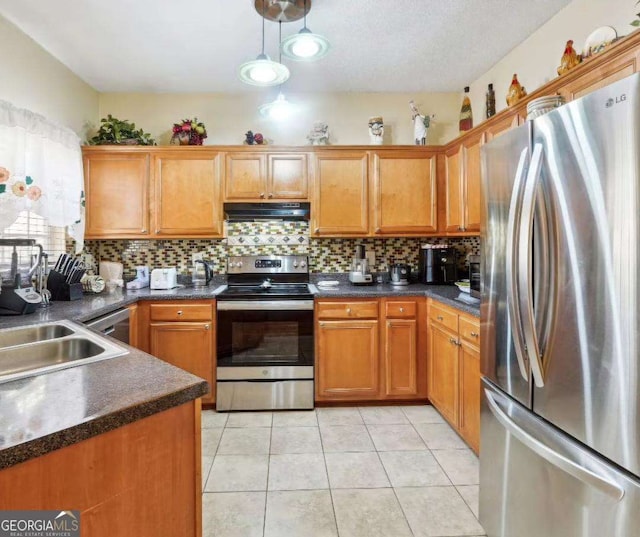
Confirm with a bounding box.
[518,142,546,387]
[505,147,530,380]
[485,387,626,501]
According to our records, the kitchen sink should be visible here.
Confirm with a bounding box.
[0,323,75,349]
[0,320,128,384]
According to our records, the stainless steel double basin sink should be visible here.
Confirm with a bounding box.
[0,320,128,384]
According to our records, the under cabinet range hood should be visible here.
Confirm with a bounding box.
[224,202,310,222]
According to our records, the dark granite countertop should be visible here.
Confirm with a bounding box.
[0,336,208,469]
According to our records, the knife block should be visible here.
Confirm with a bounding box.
[47,270,84,301]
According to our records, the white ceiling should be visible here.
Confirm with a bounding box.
[0,0,571,93]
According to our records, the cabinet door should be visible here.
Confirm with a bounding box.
[483,112,520,142]
[153,152,222,237]
[372,152,437,235]
[462,135,483,233]
[150,322,214,403]
[225,153,266,200]
[268,153,308,199]
[459,341,481,454]
[428,322,459,425]
[312,152,369,236]
[84,152,150,237]
[558,50,639,101]
[384,319,418,397]
[316,320,379,399]
[444,145,463,233]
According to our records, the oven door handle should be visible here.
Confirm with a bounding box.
[217,300,314,311]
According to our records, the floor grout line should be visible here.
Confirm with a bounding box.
[317,409,342,537]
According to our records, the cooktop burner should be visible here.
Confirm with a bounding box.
[218,283,313,300]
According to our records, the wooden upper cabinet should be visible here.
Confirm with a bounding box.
[558,49,640,101]
[153,152,222,237]
[462,134,483,233]
[268,153,308,199]
[312,151,369,236]
[225,152,308,200]
[444,145,463,233]
[225,153,265,199]
[84,152,150,238]
[483,112,521,142]
[372,151,437,236]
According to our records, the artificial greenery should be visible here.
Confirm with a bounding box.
[633,1,640,27]
[88,114,156,145]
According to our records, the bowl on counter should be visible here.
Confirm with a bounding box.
[455,280,471,294]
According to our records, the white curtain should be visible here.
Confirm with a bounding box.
[0,100,85,251]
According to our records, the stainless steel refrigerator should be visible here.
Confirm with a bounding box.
[480,72,640,537]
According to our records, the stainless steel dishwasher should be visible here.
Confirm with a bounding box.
[85,308,130,344]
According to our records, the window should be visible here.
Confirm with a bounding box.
[0,211,67,268]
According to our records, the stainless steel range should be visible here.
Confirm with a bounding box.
[216,255,314,411]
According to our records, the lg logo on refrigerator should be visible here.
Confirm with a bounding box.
[606,94,627,107]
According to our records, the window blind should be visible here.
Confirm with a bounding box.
[0,211,67,267]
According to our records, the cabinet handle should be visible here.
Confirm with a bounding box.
[399,307,404,313]
[449,337,456,345]
[177,310,183,316]
[260,192,265,198]
[437,315,444,321]
[470,331,479,337]
[314,227,320,233]
[268,193,273,198]
[155,229,160,234]
[141,229,147,233]
[347,308,352,315]
[205,324,210,330]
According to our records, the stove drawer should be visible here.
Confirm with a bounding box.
[150,303,213,322]
[316,301,378,320]
[216,379,314,411]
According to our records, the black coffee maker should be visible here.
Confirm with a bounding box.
[419,247,458,284]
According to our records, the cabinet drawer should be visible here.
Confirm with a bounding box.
[385,301,417,318]
[149,303,213,322]
[429,302,458,332]
[317,301,378,320]
[459,316,480,345]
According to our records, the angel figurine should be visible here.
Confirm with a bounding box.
[409,100,432,145]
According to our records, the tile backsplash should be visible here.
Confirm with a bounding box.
[79,221,480,279]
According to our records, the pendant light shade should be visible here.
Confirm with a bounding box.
[281,27,330,61]
[281,0,330,61]
[239,0,290,87]
[239,54,290,86]
[259,92,296,121]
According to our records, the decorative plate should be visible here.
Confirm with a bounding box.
[583,26,617,58]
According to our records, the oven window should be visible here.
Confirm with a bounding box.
[217,309,314,367]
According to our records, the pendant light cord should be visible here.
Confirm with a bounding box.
[303,0,307,29]
[261,0,266,55]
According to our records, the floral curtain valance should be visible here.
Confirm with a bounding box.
[0,100,84,251]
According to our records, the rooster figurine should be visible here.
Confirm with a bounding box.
[506,74,527,107]
[557,39,581,76]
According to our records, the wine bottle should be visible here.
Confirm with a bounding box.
[486,83,496,118]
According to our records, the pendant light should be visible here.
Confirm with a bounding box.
[281,0,330,61]
[239,0,290,86]
[260,22,297,121]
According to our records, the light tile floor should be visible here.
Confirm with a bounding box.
[201,405,485,537]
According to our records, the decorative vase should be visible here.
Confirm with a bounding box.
[459,87,473,132]
[486,84,496,118]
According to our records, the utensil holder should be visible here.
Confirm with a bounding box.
[47,270,84,301]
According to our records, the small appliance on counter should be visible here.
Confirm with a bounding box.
[126,266,150,290]
[150,268,178,290]
[0,239,44,315]
[468,255,480,298]
[419,245,458,284]
[389,263,411,286]
[349,245,373,285]
[192,259,213,287]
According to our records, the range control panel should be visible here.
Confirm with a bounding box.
[227,255,308,274]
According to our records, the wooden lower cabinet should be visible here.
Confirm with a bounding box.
[0,401,202,537]
[459,341,481,453]
[316,319,380,400]
[315,298,427,402]
[427,299,481,453]
[428,322,460,424]
[138,300,215,404]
